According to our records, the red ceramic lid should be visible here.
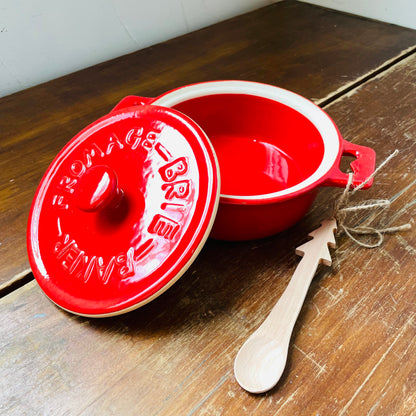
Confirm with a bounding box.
[27,105,220,317]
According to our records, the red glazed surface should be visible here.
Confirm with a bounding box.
[27,105,219,316]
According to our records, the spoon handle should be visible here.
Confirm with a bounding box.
[257,249,322,341]
[234,219,337,393]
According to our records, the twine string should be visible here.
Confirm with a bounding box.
[333,149,411,248]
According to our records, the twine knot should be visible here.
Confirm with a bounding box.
[333,149,411,248]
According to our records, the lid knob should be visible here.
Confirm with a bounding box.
[75,165,123,212]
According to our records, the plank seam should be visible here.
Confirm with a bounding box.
[318,46,416,108]
[0,270,33,299]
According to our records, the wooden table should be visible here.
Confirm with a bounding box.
[1,2,416,414]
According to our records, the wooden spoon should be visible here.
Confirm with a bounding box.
[234,219,337,393]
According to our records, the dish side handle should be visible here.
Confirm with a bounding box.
[111,95,152,112]
[323,140,376,189]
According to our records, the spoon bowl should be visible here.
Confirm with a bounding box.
[234,335,287,394]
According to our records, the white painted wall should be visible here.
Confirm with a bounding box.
[1,1,415,98]
[300,0,416,31]
[0,0,274,98]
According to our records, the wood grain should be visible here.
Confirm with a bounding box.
[1,48,416,415]
[1,0,416,289]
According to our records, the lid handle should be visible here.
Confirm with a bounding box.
[75,165,123,212]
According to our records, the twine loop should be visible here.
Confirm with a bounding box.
[333,150,411,248]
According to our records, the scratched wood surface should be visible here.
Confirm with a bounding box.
[1,2,416,416]
[2,1,416,291]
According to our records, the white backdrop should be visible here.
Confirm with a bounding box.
[0,0,274,97]
[0,0,414,98]
[300,0,416,31]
